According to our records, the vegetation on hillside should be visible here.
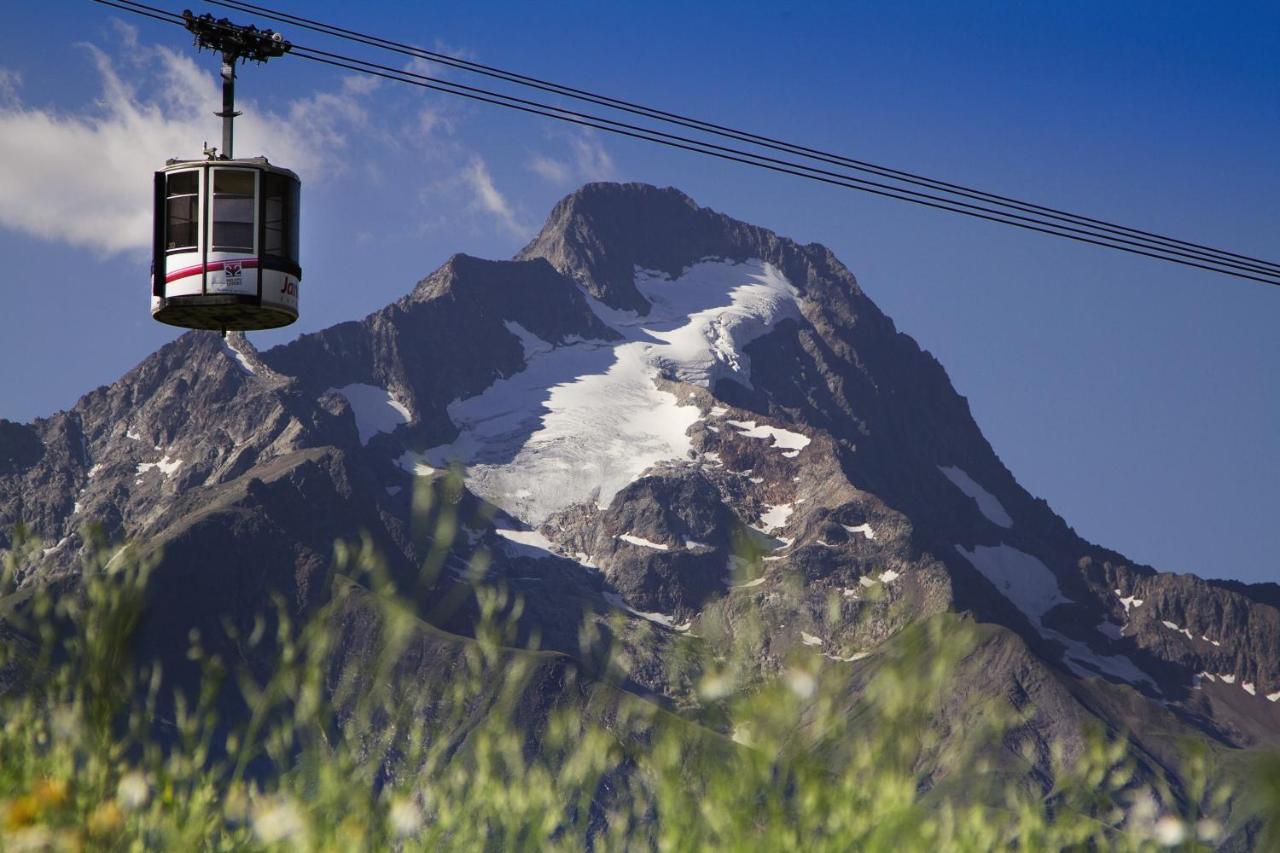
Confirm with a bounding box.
[0,486,1272,851]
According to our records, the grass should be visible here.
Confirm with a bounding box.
[0,482,1274,851]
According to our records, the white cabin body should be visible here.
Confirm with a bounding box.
[151,157,301,331]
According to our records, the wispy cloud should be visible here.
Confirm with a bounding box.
[527,129,617,186]
[0,28,370,255]
[463,158,530,238]
[528,155,571,184]
[0,69,20,108]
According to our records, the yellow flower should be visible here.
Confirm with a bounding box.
[34,778,69,809]
[4,795,39,829]
[87,801,124,838]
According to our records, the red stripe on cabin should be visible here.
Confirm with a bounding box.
[165,257,259,284]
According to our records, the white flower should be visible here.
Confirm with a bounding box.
[1153,815,1186,846]
[698,672,734,701]
[5,826,54,852]
[784,668,816,699]
[252,796,306,844]
[388,796,424,838]
[1195,818,1223,842]
[116,772,149,811]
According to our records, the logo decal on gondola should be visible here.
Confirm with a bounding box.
[224,261,243,285]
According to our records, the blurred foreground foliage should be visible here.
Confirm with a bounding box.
[0,489,1273,851]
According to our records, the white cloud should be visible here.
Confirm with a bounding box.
[0,38,370,255]
[0,68,20,107]
[528,155,571,184]
[462,158,530,238]
[416,106,455,137]
[527,129,616,186]
[569,131,616,181]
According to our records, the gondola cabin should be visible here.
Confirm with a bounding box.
[151,157,301,332]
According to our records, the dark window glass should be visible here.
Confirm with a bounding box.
[261,173,299,264]
[262,173,286,257]
[165,171,199,251]
[287,180,300,263]
[212,169,255,252]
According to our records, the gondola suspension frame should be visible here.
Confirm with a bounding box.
[150,11,301,336]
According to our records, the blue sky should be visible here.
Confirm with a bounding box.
[1,1,1276,584]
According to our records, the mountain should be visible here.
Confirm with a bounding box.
[2,182,1276,828]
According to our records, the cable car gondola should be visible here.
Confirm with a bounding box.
[151,11,300,334]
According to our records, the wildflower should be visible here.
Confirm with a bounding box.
[116,772,149,811]
[252,796,306,844]
[785,667,816,699]
[87,801,124,837]
[388,796,423,838]
[1195,818,1223,842]
[1153,815,1186,846]
[698,672,734,701]
[33,778,68,808]
[50,706,79,741]
[223,783,250,825]
[4,826,54,853]
[4,796,39,829]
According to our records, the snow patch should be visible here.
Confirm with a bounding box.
[756,503,794,532]
[1219,673,1237,685]
[419,261,802,525]
[826,651,870,662]
[939,466,1013,528]
[619,533,669,551]
[725,419,810,452]
[955,544,1066,622]
[329,384,412,445]
[395,451,437,477]
[800,631,823,647]
[842,523,875,540]
[602,592,691,632]
[1116,592,1144,613]
[494,527,560,561]
[1268,691,1280,703]
[858,576,877,588]
[41,537,69,557]
[955,544,1155,690]
[135,455,183,479]
[1161,620,1194,640]
[709,406,728,417]
[878,570,900,583]
[503,321,554,359]
[1201,635,1221,647]
[1243,682,1257,696]
[223,338,256,375]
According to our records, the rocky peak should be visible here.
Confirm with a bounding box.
[1,182,1276,800]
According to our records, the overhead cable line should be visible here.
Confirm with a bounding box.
[284,43,1280,284]
[204,0,1280,281]
[90,0,1280,286]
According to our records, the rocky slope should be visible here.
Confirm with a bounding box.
[1,182,1275,808]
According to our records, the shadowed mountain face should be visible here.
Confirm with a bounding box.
[2,183,1276,795]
